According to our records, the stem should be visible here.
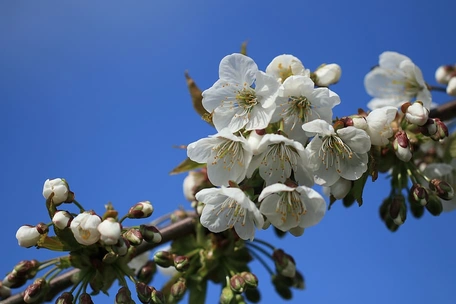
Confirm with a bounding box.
[72,200,85,213]
[0,214,197,304]
[252,238,276,251]
[430,99,456,122]
[427,85,447,92]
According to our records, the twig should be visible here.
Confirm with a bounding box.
[430,99,456,122]
[0,214,197,304]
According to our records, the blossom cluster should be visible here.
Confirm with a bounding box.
[185,51,455,238]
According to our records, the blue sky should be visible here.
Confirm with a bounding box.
[1,1,455,303]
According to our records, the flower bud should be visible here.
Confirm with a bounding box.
[430,119,449,141]
[52,211,73,230]
[112,237,130,256]
[393,131,412,162]
[402,101,429,126]
[35,223,49,235]
[240,272,258,288]
[42,178,70,206]
[23,278,47,303]
[139,225,162,243]
[410,184,429,206]
[98,217,122,245]
[272,249,296,278]
[153,251,174,268]
[429,179,454,200]
[245,287,261,303]
[447,76,456,96]
[128,201,154,219]
[420,119,437,137]
[350,116,368,130]
[247,129,266,155]
[136,260,156,284]
[313,63,341,86]
[150,287,165,304]
[183,169,210,202]
[230,274,246,293]
[170,278,187,301]
[16,225,41,248]
[13,260,39,279]
[272,275,292,300]
[425,194,443,216]
[55,292,74,304]
[70,211,102,246]
[389,195,407,225]
[102,251,118,264]
[293,270,306,290]
[409,201,425,219]
[135,282,152,304]
[79,293,94,304]
[174,255,190,272]
[220,285,235,304]
[435,65,455,84]
[124,228,143,246]
[115,287,133,304]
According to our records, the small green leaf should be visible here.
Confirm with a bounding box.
[170,157,206,175]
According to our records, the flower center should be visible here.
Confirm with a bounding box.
[281,95,312,129]
[319,135,353,173]
[264,143,300,172]
[214,197,247,228]
[278,64,293,82]
[277,191,306,223]
[236,87,258,110]
[78,227,91,240]
[211,139,244,171]
[404,78,424,97]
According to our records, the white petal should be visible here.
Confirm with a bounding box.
[379,51,411,69]
[255,71,280,108]
[337,127,371,153]
[302,119,334,136]
[296,186,326,228]
[259,183,294,201]
[187,137,220,163]
[219,53,258,85]
[338,152,368,181]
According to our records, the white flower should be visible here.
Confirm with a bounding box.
[247,130,265,155]
[187,128,253,186]
[70,212,102,245]
[303,119,371,186]
[202,53,279,132]
[196,187,264,241]
[246,134,314,187]
[52,211,73,230]
[97,218,122,245]
[365,106,397,146]
[265,54,309,83]
[259,183,326,232]
[435,65,454,85]
[313,63,342,87]
[447,77,456,96]
[16,225,41,248]
[364,51,431,110]
[423,161,456,212]
[273,75,340,143]
[403,101,429,126]
[42,178,69,205]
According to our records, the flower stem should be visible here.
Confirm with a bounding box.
[72,199,85,212]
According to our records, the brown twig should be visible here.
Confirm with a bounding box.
[430,99,456,122]
[0,214,197,304]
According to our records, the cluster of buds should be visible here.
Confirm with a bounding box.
[435,64,456,95]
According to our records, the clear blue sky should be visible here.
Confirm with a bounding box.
[1,1,455,303]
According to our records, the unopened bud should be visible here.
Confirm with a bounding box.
[124,228,143,246]
[245,287,261,303]
[35,223,49,235]
[230,274,246,294]
[393,131,412,162]
[23,278,47,303]
[112,237,130,257]
[153,251,174,268]
[115,287,133,304]
[429,179,454,200]
[420,119,437,137]
[435,65,455,84]
[313,63,341,86]
[402,101,429,126]
[52,211,73,230]
[409,200,425,219]
[15,225,41,248]
[272,249,296,278]
[430,119,449,141]
[247,129,266,155]
[350,116,368,130]
[174,255,190,272]
[102,251,119,264]
[240,272,258,288]
[410,184,429,206]
[128,201,154,219]
[55,292,74,304]
[42,178,70,206]
[170,278,187,301]
[220,285,235,304]
[137,260,157,284]
[79,293,93,304]
[293,270,305,290]
[3,272,27,288]
[135,282,152,304]
[183,170,210,202]
[272,275,292,300]
[447,76,456,96]
[139,225,162,243]
[389,195,407,225]
[425,194,443,216]
[150,287,165,304]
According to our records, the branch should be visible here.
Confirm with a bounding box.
[0,214,197,304]
[430,99,456,122]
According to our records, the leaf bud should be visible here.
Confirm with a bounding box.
[128,201,154,219]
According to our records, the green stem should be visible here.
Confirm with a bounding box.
[247,246,274,276]
[252,238,276,251]
[118,215,129,224]
[72,200,85,213]
[246,242,274,260]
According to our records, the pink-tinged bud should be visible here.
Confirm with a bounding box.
[55,292,74,304]
[447,77,456,96]
[13,260,39,279]
[115,287,133,304]
[393,131,412,162]
[124,228,143,246]
[35,223,48,235]
[128,201,154,219]
[153,251,174,268]
[429,179,454,200]
[430,119,449,141]
[230,274,246,293]
[52,211,73,230]
[402,101,429,126]
[2,272,27,288]
[42,178,71,206]
[150,287,165,304]
[170,278,187,301]
[272,249,296,278]
[16,225,41,248]
[435,65,455,84]
[23,278,47,303]
[174,255,190,272]
[0,282,11,299]
[139,225,162,243]
[136,282,152,304]
[389,195,407,225]
[314,63,341,86]
[240,272,258,288]
[410,184,429,206]
[137,260,157,285]
[79,293,94,304]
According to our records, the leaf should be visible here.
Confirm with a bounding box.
[185,71,214,127]
[170,157,206,175]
